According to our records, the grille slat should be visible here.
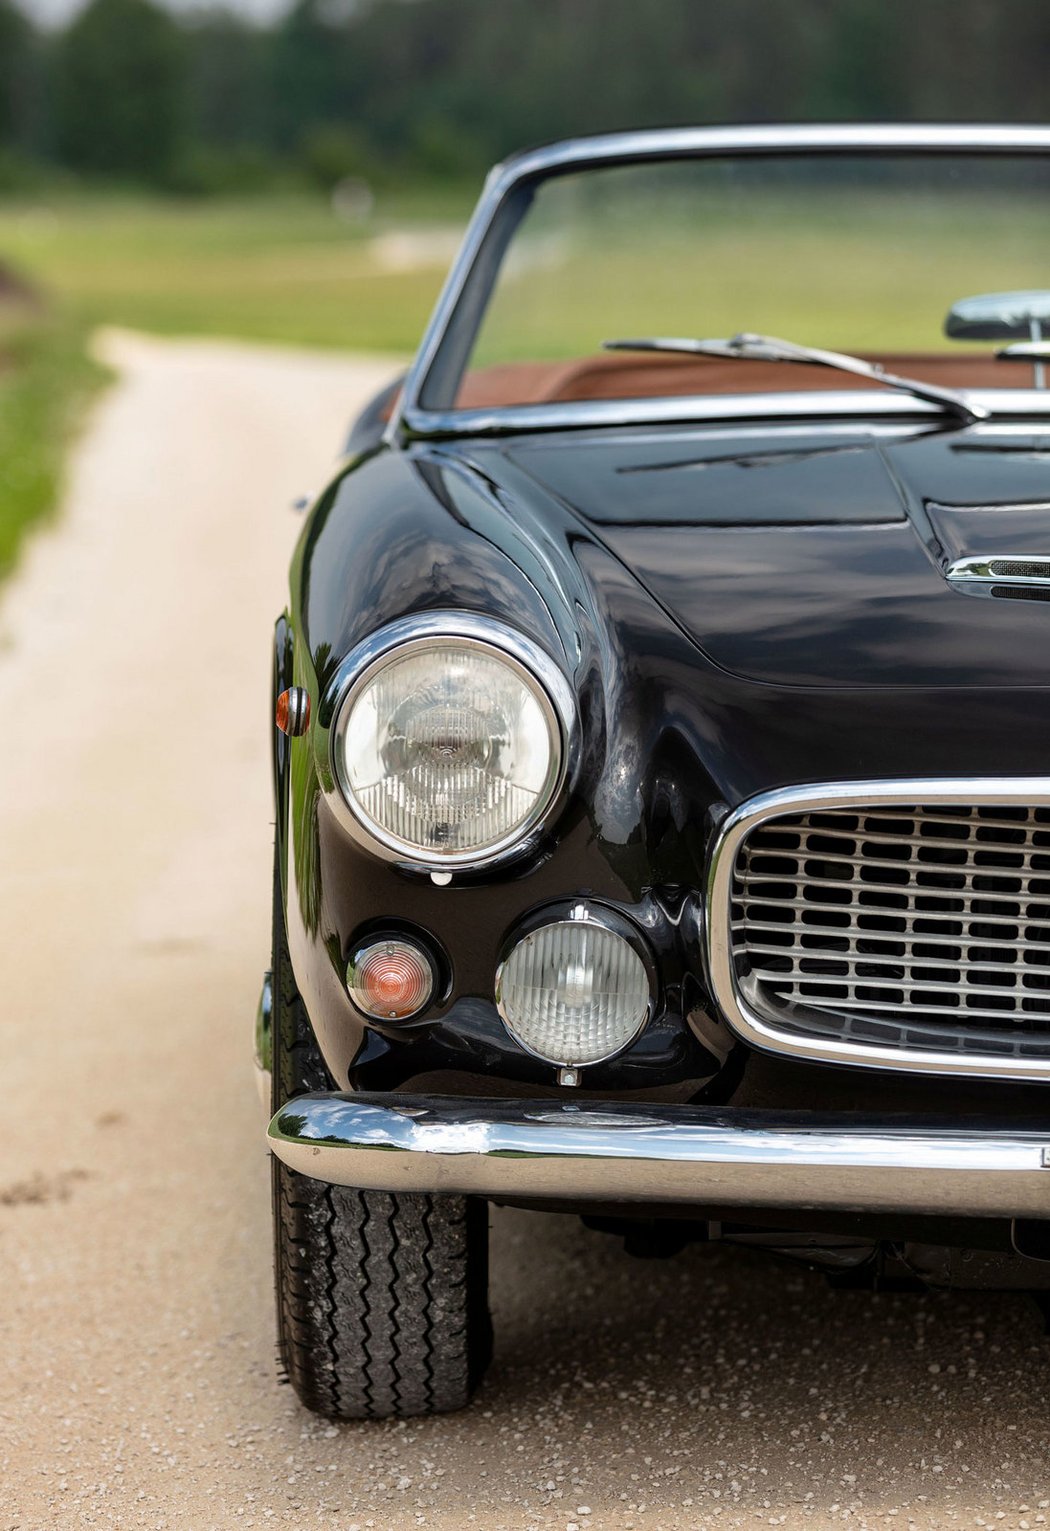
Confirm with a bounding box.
[740,870,1050,898]
[737,918,1050,943]
[775,826,1050,851]
[741,945,1050,975]
[770,972,1040,998]
[733,913,1050,939]
[735,899,1050,923]
[774,992,1049,1027]
[731,803,1050,1056]
[744,865,1050,892]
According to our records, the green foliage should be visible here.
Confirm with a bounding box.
[299,125,374,191]
[0,0,1047,194]
[0,0,32,145]
[0,298,106,576]
[168,144,295,197]
[0,149,49,195]
[183,11,270,150]
[53,0,187,182]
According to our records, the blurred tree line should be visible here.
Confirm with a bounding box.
[0,0,1048,193]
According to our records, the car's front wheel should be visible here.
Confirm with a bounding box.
[270,854,492,1419]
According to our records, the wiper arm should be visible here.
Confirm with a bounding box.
[602,331,988,425]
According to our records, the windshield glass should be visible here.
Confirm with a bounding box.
[427,152,1050,413]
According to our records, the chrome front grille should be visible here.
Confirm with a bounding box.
[730,803,1050,1060]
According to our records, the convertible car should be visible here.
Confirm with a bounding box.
[260,124,1050,1419]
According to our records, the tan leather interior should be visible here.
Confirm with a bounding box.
[454,351,1032,409]
[379,351,1032,420]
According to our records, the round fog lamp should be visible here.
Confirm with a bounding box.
[496,917,651,1067]
[348,937,435,1021]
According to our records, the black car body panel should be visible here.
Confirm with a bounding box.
[276,412,1050,1116]
[504,426,1050,689]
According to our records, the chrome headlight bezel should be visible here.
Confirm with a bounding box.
[322,613,577,871]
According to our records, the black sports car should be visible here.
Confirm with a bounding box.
[260,124,1050,1419]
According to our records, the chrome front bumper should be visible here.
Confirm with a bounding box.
[268,1094,1050,1218]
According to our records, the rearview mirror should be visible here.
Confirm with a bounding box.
[945,290,1050,341]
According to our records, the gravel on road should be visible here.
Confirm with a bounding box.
[1,332,1048,1531]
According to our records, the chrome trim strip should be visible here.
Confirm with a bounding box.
[948,554,1050,587]
[268,1092,1050,1216]
[494,124,1050,182]
[391,124,1050,438]
[399,390,1050,440]
[319,611,578,873]
[707,778,1050,1081]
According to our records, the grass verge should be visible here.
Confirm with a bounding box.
[0,302,107,577]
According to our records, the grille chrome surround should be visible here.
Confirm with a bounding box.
[706,779,1050,1080]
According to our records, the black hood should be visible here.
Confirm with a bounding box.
[501,423,1050,689]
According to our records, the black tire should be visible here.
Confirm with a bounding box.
[270,851,492,1419]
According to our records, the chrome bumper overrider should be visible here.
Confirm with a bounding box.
[268,1094,1050,1217]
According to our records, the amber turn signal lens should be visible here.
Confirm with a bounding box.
[276,686,310,736]
[347,938,435,1021]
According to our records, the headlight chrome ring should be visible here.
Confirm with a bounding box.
[324,613,577,870]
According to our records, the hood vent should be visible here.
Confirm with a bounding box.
[991,583,1050,603]
[948,554,1050,591]
[990,557,1050,579]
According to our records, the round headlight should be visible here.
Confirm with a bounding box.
[496,915,652,1067]
[333,636,563,863]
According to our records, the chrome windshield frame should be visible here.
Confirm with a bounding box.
[389,123,1050,441]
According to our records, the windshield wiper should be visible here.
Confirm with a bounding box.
[602,331,988,425]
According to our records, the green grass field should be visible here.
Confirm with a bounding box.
[0,190,474,352]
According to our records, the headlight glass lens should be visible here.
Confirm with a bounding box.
[336,641,561,860]
[497,919,651,1066]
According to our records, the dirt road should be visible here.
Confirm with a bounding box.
[2,333,1048,1531]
